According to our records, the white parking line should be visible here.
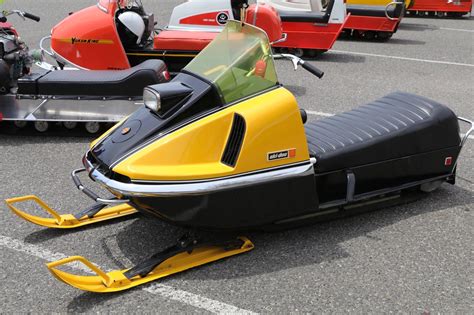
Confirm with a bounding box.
[0,235,256,314]
[305,110,334,117]
[440,27,474,33]
[331,50,474,67]
[307,110,474,140]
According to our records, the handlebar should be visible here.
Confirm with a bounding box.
[274,53,324,79]
[300,61,324,79]
[1,10,41,22]
[23,12,41,22]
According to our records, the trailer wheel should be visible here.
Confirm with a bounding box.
[63,121,78,130]
[363,31,376,40]
[447,12,463,18]
[84,122,101,134]
[436,11,445,18]
[13,121,28,129]
[34,121,49,133]
[417,11,425,17]
[377,32,392,41]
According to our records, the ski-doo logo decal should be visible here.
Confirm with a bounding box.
[216,12,229,25]
[267,149,296,161]
[59,38,114,45]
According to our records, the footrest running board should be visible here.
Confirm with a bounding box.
[5,195,137,228]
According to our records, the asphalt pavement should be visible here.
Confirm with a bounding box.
[1,0,473,313]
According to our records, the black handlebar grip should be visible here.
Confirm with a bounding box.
[82,187,100,202]
[72,175,82,188]
[301,62,324,79]
[23,12,40,22]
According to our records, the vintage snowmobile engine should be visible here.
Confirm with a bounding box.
[7,21,473,293]
[0,25,42,94]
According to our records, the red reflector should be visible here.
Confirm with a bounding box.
[0,112,3,121]
[162,70,171,81]
[444,157,452,166]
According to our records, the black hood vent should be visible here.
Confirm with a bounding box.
[221,114,246,167]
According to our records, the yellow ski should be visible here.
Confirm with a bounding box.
[5,195,137,229]
[47,237,254,292]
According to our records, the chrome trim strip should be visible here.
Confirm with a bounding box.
[84,157,314,197]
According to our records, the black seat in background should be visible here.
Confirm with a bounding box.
[279,0,335,23]
[347,0,405,19]
[305,92,461,173]
[37,60,167,96]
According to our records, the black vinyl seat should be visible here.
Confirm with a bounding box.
[279,0,335,23]
[347,0,405,19]
[305,92,461,173]
[37,60,167,96]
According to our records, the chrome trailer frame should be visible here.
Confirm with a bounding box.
[0,94,143,122]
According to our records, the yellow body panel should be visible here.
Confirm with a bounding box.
[347,0,413,8]
[113,87,310,181]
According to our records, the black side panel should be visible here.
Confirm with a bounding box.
[352,146,460,196]
[221,114,246,167]
[315,145,461,205]
[129,172,318,230]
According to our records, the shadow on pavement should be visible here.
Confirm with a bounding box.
[34,184,472,312]
[314,52,366,63]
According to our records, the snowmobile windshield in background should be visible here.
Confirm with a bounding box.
[184,21,278,104]
[97,0,112,12]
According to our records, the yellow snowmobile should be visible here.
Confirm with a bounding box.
[6,20,472,293]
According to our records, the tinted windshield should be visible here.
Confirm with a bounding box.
[184,21,278,104]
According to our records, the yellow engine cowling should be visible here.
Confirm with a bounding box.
[112,87,311,181]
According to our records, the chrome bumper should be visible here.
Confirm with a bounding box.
[80,153,315,201]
